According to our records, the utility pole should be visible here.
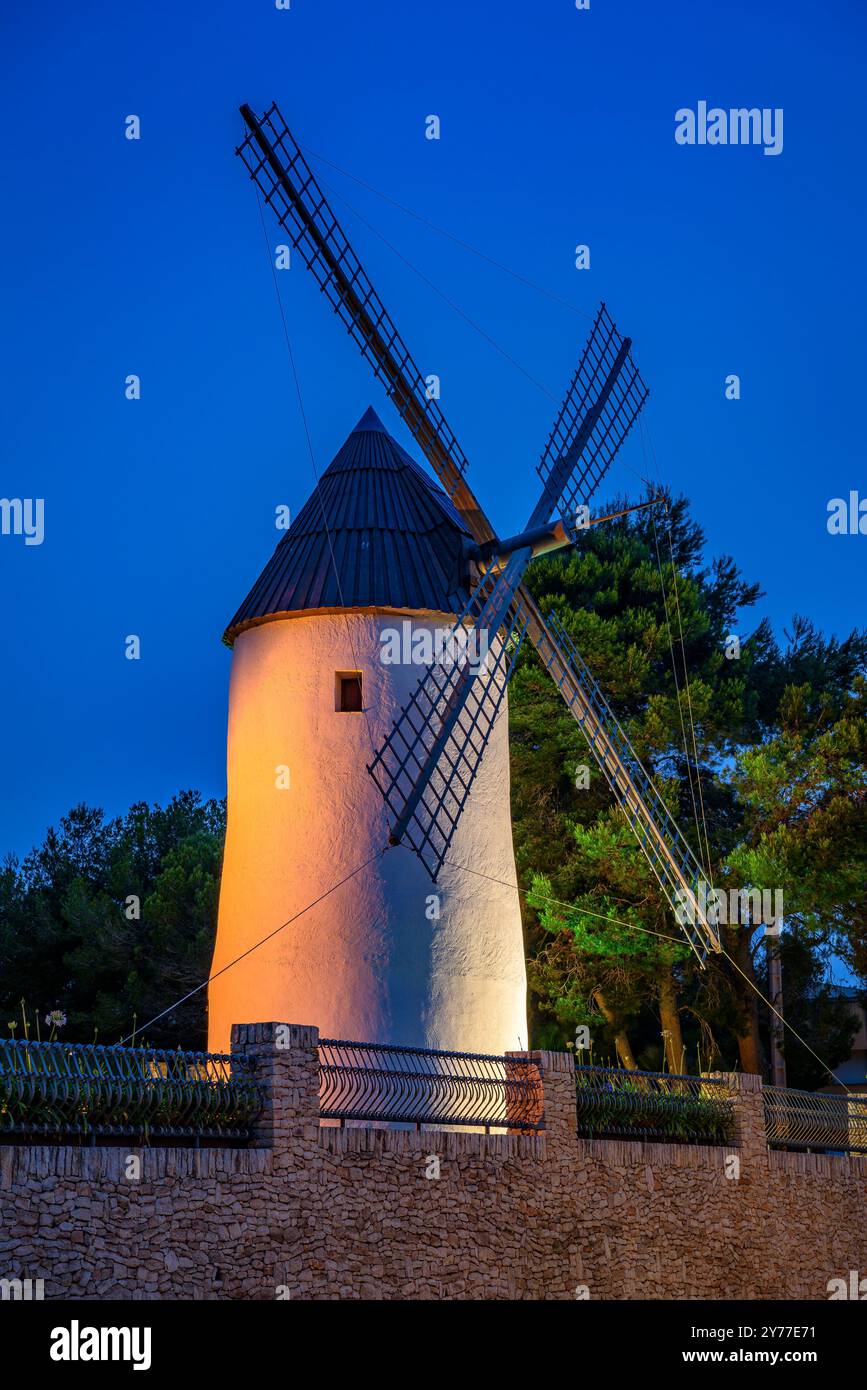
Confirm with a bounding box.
[766,917,787,1088]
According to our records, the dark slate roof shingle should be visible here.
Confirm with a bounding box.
[224,407,472,644]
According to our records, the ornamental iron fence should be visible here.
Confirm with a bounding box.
[6,1033,866,1156]
[0,1038,262,1143]
[764,1085,867,1155]
[318,1038,544,1131]
[574,1065,735,1145]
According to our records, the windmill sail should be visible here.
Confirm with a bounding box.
[366,311,648,869]
[522,603,721,962]
[368,561,530,877]
[535,302,649,524]
[237,102,491,543]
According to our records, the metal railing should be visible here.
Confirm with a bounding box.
[318,1039,544,1131]
[574,1065,735,1145]
[0,1038,262,1143]
[764,1086,867,1155]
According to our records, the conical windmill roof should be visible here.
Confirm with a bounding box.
[224,407,472,644]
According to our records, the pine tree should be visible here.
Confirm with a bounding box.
[510,497,867,1077]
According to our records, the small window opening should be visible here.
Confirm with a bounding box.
[336,671,363,713]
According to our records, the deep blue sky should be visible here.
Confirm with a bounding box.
[1,0,865,860]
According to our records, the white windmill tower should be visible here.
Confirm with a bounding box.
[208,405,528,1055]
[207,103,722,1056]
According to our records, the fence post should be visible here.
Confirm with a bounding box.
[230,1022,320,1151]
[704,1070,767,1170]
[504,1052,542,1135]
[507,1049,576,1149]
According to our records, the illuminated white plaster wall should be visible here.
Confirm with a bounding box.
[207,612,528,1056]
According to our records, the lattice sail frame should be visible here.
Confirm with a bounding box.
[237,103,472,500]
[536,302,649,524]
[538,613,720,961]
[367,561,530,878]
[364,299,649,869]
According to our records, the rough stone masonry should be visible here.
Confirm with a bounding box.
[2,1023,866,1300]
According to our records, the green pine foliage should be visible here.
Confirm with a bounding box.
[0,792,224,1049]
[510,496,867,1082]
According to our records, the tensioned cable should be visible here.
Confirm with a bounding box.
[641,423,815,1074]
[295,148,662,510]
[119,841,846,1090]
[666,515,714,881]
[307,152,665,496]
[319,175,559,403]
[632,426,832,1079]
[638,422,707,877]
[122,832,684,1048]
[650,511,707,878]
[405,839,705,950]
[649,423,714,880]
[431,846,851,1090]
[636,417,711,884]
[720,940,851,1093]
[320,174,660,510]
[429,851,701,956]
[119,849,386,1044]
[253,184,380,770]
[641,416,714,880]
[300,141,596,324]
[119,133,823,1092]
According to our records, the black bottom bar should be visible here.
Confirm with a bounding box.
[10,1296,860,1376]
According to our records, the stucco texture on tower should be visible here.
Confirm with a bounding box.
[207,612,528,1055]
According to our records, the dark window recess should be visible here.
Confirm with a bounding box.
[337,673,363,712]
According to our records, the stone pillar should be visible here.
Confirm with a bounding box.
[507,1049,577,1150]
[704,1070,768,1171]
[504,1052,544,1135]
[230,1022,320,1150]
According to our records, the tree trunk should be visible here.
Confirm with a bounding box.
[658,968,686,1074]
[593,987,638,1069]
[727,925,763,1074]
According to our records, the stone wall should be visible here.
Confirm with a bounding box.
[2,1022,866,1300]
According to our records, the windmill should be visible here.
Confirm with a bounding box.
[207,101,720,1056]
